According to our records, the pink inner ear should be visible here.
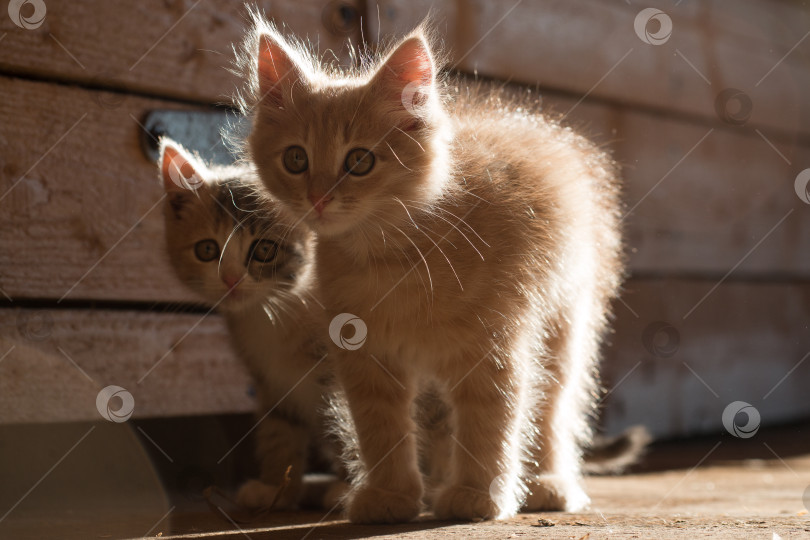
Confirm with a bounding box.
[161,145,198,192]
[384,37,433,86]
[258,35,295,101]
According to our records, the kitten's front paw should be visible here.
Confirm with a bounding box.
[236,479,295,510]
[433,485,499,521]
[347,485,421,524]
[523,475,590,512]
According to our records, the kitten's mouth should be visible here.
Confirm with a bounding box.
[304,208,332,227]
[220,288,244,306]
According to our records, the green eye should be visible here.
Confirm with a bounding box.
[344,148,375,176]
[249,239,278,263]
[194,239,220,262]
[283,146,308,174]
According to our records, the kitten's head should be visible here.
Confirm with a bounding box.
[240,19,451,238]
[158,139,310,313]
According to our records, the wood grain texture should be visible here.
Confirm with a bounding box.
[0,0,361,103]
[369,0,810,139]
[0,307,252,424]
[541,94,810,277]
[0,76,200,303]
[2,76,808,304]
[601,279,810,438]
[3,277,809,438]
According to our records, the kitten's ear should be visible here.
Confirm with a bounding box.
[371,33,436,126]
[376,34,434,87]
[257,32,302,105]
[158,139,206,216]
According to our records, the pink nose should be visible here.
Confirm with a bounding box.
[222,275,240,290]
[308,192,334,215]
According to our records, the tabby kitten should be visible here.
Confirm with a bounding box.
[158,140,344,510]
[240,21,623,523]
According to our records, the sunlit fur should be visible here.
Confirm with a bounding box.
[239,15,623,524]
[158,139,346,510]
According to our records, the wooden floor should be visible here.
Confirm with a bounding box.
[2,422,809,539]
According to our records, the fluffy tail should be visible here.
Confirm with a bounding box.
[582,425,651,475]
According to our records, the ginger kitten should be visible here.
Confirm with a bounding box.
[239,20,623,523]
[158,140,344,510]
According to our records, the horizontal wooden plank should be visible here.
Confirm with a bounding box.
[0,308,251,424]
[3,277,809,439]
[0,0,360,103]
[0,76,200,303]
[1,76,809,304]
[370,0,810,139]
[538,93,810,276]
[601,279,810,439]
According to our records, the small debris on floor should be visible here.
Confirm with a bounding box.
[531,517,555,527]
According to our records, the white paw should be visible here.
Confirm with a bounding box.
[433,485,499,521]
[523,475,590,512]
[347,485,421,524]
[236,479,294,510]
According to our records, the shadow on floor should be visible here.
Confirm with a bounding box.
[628,419,810,473]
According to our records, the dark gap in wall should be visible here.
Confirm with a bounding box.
[0,297,211,314]
[2,60,806,148]
[0,70,239,112]
[627,272,810,285]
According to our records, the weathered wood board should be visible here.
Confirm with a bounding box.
[542,94,810,278]
[0,0,362,103]
[0,76,198,303]
[369,0,810,139]
[601,279,810,439]
[1,76,808,305]
[2,277,808,434]
[0,307,251,424]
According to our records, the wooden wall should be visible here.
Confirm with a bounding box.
[1,0,809,439]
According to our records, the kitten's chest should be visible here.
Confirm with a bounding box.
[315,244,447,316]
[226,303,324,376]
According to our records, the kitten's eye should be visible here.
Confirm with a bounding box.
[194,239,220,262]
[249,239,278,263]
[344,148,375,176]
[283,146,308,174]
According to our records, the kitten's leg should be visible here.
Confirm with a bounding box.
[433,346,526,521]
[414,385,453,506]
[523,296,600,512]
[236,412,308,510]
[338,352,422,524]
